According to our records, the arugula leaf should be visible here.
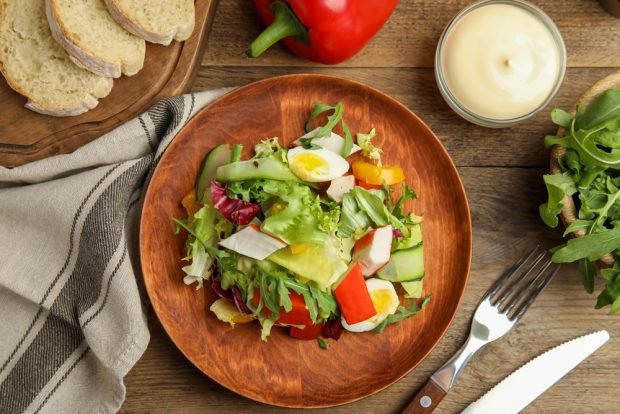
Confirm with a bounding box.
[575,89,620,130]
[539,172,577,228]
[252,260,338,324]
[341,120,354,158]
[393,184,417,218]
[540,90,620,312]
[563,219,594,236]
[595,269,620,314]
[298,137,322,150]
[310,285,337,316]
[305,102,344,138]
[372,296,431,334]
[258,268,280,318]
[278,278,292,312]
[551,107,573,128]
[551,225,620,263]
[578,258,597,294]
[317,337,330,349]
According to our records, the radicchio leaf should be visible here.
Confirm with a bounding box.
[231,285,253,314]
[321,318,343,340]
[211,180,261,225]
[211,278,233,301]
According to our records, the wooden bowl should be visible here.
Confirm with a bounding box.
[139,74,472,408]
[549,70,620,266]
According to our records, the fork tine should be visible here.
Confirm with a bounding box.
[502,256,551,314]
[482,245,540,303]
[493,251,547,307]
[510,262,559,322]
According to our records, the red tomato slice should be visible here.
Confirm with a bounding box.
[252,288,313,326]
[289,323,324,340]
[277,291,313,326]
[356,179,383,190]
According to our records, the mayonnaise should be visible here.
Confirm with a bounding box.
[439,2,563,120]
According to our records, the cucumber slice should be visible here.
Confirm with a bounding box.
[409,224,422,245]
[195,144,232,204]
[395,224,422,250]
[377,243,424,282]
[401,279,424,299]
[216,157,300,182]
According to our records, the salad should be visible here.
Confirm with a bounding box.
[174,102,429,347]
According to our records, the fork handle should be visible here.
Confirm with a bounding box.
[401,378,446,414]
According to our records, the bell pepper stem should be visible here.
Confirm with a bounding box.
[248,1,308,58]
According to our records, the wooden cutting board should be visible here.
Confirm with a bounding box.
[0,0,218,167]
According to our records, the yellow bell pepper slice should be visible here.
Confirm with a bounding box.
[182,189,202,217]
[352,160,405,185]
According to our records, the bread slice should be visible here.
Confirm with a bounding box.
[104,0,195,45]
[0,0,112,116]
[46,0,146,78]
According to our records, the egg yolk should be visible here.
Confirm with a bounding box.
[370,288,394,318]
[291,153,328,178]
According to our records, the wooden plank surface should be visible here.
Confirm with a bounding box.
[202,0,620,68]
[0,0,218,167]
[121,1,620,413]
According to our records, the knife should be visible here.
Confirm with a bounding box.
[462,330,610,414]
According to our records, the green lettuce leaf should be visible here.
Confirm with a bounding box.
[350,187,410,237]
[356,128,382,165]
[173,205,233,287]
[253,137,288,163]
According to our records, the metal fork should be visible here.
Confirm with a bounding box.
[401,246,559,414]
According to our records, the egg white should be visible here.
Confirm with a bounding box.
[341,278,399,333]
[287,146,349,182]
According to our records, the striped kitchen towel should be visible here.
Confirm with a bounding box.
[0,89,229,414]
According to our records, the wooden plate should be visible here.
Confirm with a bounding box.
[139,74,472,408]
[0,0,218,167]
[549,69,620,265]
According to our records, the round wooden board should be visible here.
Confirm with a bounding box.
[0,0,218,167]
[550,69,620,264]
[139,74,472,408]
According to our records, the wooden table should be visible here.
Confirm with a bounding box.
[121,1,620,413]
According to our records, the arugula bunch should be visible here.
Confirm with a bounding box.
[539,88,620,313]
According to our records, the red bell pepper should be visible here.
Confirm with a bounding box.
[249,0,399,64]
[333,263,377,325]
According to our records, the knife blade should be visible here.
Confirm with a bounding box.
[462,330,610,414]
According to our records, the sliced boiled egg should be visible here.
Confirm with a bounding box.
[287,146,349,182]
[341,278,399,333]
[297,127,362,156]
